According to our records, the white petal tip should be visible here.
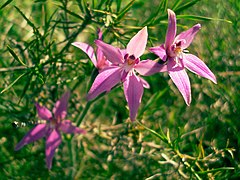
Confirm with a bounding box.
[212,77,217,84]
[195,24,201,29]
[167,9,175,15]
[71,42,77,46]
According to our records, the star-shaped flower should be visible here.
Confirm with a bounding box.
[150,9,217,105]
[87,27,165,121]
[15,91,86,169]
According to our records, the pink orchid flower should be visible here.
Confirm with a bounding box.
[15,91,86,169]
[149,9,217,105]
[87,27,165,121]
[72,29,110,70]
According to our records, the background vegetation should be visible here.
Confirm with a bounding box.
[0,0,239,179]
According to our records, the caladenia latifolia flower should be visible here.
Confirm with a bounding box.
[87,27,166,121]
[72,29,110,70]
[149,9,217,105]
[15,91,86,169]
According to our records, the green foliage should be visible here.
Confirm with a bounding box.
[0,0,239,179]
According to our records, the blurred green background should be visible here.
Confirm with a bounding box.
[0,0,239,179]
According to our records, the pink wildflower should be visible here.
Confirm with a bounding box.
[150,9,217,105]
[15,91,86,169]
[87,27,165,121]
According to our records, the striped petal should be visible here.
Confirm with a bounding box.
[175,24,201,49]
[149,44,167,61]
[53,91,70,120]
[87,66,122,100]
[46,129,62,169]
[183,53,217,83]
[168,59,191,105]
[72,42,97,67]
[60,120,86,134]
[15,124,47,151]
[95,40,123,64]
[127,26,148,58]
[135,59,167,76]
[165,9,177,49]
[123,74,144,121]
[35,103,52,121]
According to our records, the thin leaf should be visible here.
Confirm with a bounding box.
[7,46,27,67]
[1,72,29,94]
[116,0,135,21]
[97,0,108,9]
[177,15,232,23]
[174,0,200,14]
[58,5,84,20]
[18,73,33,104]
[137,121,168,143]
[143,0,168,25]
[83,0,91,17]
[197,167,235,174]
[172,0,182,10]
[152,0,200,24]
[116,0,122,12]
[14,6,41,37]
[0,0,13,10]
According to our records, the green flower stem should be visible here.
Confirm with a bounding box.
[76,101,92,126]
[76,68,98,127]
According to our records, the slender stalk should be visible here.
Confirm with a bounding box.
[76,101,92,126]
[75,68,98,126]
[0,66,27,72]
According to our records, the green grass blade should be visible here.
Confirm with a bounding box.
[1,72,29,94]
[143,0,168,25]
[116,0,135,22]
[177,15,232,23]
[58,5,84,20]
[14,6,39,34]
[7,46,27,67]
[197,167,235,174]
[172,0,182,10]
[152,0,200,24]
[174,0,200,14]
[137,121,168,143]
[18,73,33,104]
[0,0,13,10]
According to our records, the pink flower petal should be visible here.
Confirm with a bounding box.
[168,60,191,105]
[96,47,109,70]
[175,24,201,49]
[149,44,167,61]
[95,40,123,64]
[127,26,148,58]
[53,91,70,120]
[165,9,177,49]
[123,74,144,121]
[15,124,47,151]
[135,59,167,76]
[139,77,150,89]
[87,66,122,100]
[45,129,62,170]
[72,42,97,67]
[60,120,86,134]
[183,53,217,84]
[97,28,103,40]
[35,103,52,121]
